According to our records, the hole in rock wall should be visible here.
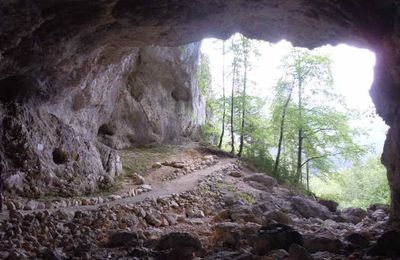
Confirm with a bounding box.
[52,148,69,165]
[98,123,115,136]
[0,75,35,103]
[171,88,190,102]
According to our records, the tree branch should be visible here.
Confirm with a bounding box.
[302,128,334,139]
[301,152,341,167]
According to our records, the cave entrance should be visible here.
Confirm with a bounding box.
[200,34,388,209]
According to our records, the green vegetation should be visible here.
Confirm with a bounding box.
[198,34,389,208]
[311,157,390,208]
[120,145,178,176]
[237,192,257,204]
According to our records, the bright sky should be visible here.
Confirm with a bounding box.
[201,35,388,155]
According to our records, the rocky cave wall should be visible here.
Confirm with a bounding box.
[0,42,205,198]
[2,0,400,223]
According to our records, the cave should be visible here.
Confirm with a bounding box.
[1,0,400,258]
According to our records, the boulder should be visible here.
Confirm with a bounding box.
[152,162,162,169]
[317,199,338,212]
[289,244,312,260]
[229,171,243,178]
[369,209,388,222]
[40,248,66,260]
[346,233,370,249]
[303,235,342,253]
[131,173,145,185]
[340,207,367,224]
[290,196,331,220]
[24,200,39,210]
[155,232,203,256]
[368,203,389,212]
[145,212,162,227]
[263,210,291,225]
[105,231,140,248]
[253,224,303,255]
[244,174,278,188]
[214,222,242,249]
[368,230,400,257]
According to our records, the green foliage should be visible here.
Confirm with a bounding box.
[198,53,212,97]
[311,157,390,208]
[201,35,376,207]
[270,48,367,186]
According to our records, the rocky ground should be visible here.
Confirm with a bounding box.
[0,145,398,259]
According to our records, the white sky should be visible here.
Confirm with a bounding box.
[201,36,388,155]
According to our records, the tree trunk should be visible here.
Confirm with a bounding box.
[238,49,247,157]
[230,59,236,155]
[296,80,303,184]
[218,41,226,148]
[273,86,294,176]
[306,160,310,191]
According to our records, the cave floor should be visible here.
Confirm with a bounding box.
[0,145,394,259]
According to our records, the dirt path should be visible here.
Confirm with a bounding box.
[1,157,236,219]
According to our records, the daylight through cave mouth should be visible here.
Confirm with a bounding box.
[200,34,389,208]
[2,1,400,258]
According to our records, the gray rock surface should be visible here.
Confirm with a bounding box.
[1,0,400,222]
[291,196,332,220]
[0,44,205,198]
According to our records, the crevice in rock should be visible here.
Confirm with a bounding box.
[52,148,68,165]
[98,123,115,136]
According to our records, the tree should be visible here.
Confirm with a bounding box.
[273,80,295,177]
[311,157,390,208]
[270,48,367,186]
[228,37,243,154]
[197,53,219,143]
[218,41,227,148]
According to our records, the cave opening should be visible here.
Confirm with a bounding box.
[1,1,400,258]
[200,34,389,209]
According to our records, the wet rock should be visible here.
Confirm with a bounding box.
[156,232,203,255]
[289,244,312,260]
[369,230,400,257]
[290,196,331,220]
[346,233,370,249]
[132,173,145,185]
[105,231,140,248]
[317,199,338,212]
[253,224,303,255]
[244,174,277,188]
[340,207,367,224]
[303,234,342,253]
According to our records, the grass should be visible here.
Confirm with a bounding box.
[236,192,256,204]
[120,145,180,176]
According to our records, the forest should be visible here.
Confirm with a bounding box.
[198,34,389,208]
